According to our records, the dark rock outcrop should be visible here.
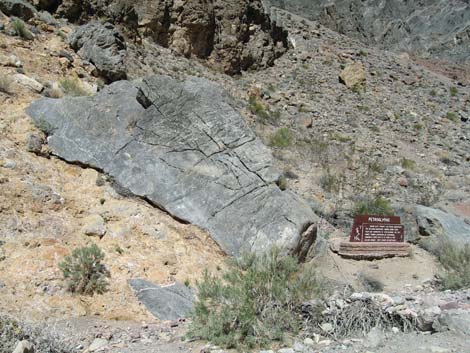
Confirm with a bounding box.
[68,21,127,83]
[128,279,193,320]
[0,0,37,20]
[27,75,318,256]
[264,0,470,64]
[55,0,288,75]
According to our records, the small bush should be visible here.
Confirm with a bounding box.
[430,89,437,97]
[449,87,458,97]
[277,175,288,190]
[59,244,110,295]
[368,159,385,174]
[11,18,33,40]
[445,112,458,122]
[413,122,424,130]
[353,196,394,216]
[401,158,416,170]
[34,118,54,134]
[320,171,343,193]
[59,77,89,97]
[248,95,279,122]
[270,128,292,148]
[0,74,12,94]
[188,248,324,350]
[329,132,351,143]
[435,241,470,290]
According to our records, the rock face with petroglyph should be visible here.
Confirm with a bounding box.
[27,75,318,256]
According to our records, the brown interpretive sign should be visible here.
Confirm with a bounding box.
[350,215,404,243]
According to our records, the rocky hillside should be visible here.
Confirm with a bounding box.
[0,0,469,352]
[264,0,470,67]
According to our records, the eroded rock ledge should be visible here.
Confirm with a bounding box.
[39,0,289,75]
[27,75,318,256]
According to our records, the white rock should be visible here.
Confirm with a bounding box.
[391,327,400,334]
[87,338,108,352]
[303,338,314,346]
[428,347,450,353]
[320,322,334,333]
[82,214,107,237]
[0,54,22,67]
[13,74,43,93]
[278,349,294,353]
[12,340,34,353]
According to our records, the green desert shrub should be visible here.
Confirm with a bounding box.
[320,171,343,193]
[435,241,470,290]
[59,244,110,295]
[449,86,458,97]
[59,77,89,97]
[445,112,458,122]
[401,157,416,170]
[270,128,293,148]
[188,248,324,350]
[353,196,394,216]
[11,18,33,40]
[248,95,280,122]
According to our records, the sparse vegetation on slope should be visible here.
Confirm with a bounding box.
[59,77,89,97]
[353,196,394,216]
[11,18,33,40]
[435,241,470,290]
[188,248,324,350]
[0,315,74,353]
[59,244,110,295]
[270,127,293,148]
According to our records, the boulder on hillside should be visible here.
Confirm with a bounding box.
[128,279,193,320]
[415,205,470,248]
[68,21,127,83]
[27,75,319,257]
[0,0,36,20]
[339,62,366,91]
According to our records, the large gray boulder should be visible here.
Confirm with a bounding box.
[68,21,127,83]
[128,279,193,320]
[27,75,318,256]
[415,205,470,248]
[0,0,36,20]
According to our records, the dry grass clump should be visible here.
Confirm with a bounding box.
[435,241,470,290]
[309,300,417,339]
[59,77,89,97]
[0,315,75,353]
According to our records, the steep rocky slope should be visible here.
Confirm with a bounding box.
[264,0,470,66]
[42,0,289,75]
